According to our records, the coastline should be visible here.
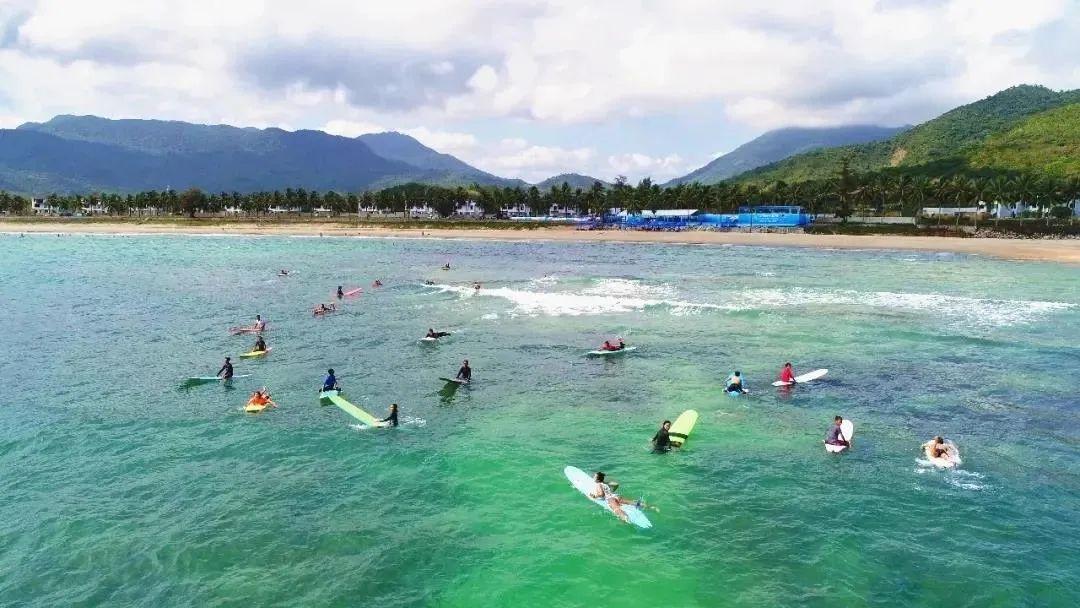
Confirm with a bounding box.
[3,219,1079,264]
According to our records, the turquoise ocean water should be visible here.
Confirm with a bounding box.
[1,233,1078,607]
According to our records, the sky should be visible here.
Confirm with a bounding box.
[0,0,1077,183]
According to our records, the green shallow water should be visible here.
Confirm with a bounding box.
[1,233,1078,607]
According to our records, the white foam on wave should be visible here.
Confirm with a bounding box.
[728,288,1072,327]
[428,281,720,317]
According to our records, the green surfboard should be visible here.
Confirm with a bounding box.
[318,390,381,426]
[668,409,699,447]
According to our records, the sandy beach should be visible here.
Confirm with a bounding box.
[3,219,1079,264]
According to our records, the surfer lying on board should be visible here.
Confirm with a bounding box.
[825,416,850,447]
[322,369,340,393]
[725,371,747,394]
[253,336,267,352]
[600,338,626,351]
[248,389,276,408]
[456,359,472,383]
[217,357,234,380]
[922,436,952,459]
[426,329,451,339]
[589,472,638,522]
[379,403,399,427]
[652,420,672,452]
[278,269,289,276]
[313,303,337,316]
[778,362,796,384]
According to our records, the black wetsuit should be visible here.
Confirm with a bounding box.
[218,361,233,379]
[652,427,671,452]
[254,339,266,351]
[457,366,472,381]
[381,410,399,427]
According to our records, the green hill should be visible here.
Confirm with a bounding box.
[969,103,1080,178]
[736,85,1080,184]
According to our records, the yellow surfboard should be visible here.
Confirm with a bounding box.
[668,409,699,447]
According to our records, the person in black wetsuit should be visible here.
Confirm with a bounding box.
[380,403,399,427]
[217,357,233,380]
[426,328,450,339]
[336,286,344,298]
[253,336,267,352]
[652,420,672,452]
[456,359,472,383]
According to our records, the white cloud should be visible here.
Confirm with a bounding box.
[607,153,689,181]
[322,119,386,137]
[402,126,478,156]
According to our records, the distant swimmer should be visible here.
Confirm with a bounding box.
[600,338,625,352]
[778,362,796,385]
[443,262,451,270]
[253,336,267,352]
[336,286,345,298]
[217,357,234,380]
[456,359,472,383]
[725,371,747,394]
[426,328,451,339]
[278,269,290,276]
[588,471,639,523]
[652,420,672,452]
[825,416,850,448]
[922,436,952,459]
[373,280,383,288]
[379,403,399,427]
[423,280,435,285]
[473,281,481,291]
[313,303,337,316]
[321,368,340,392]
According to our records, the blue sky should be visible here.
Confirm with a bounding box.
[0,0,1077,183]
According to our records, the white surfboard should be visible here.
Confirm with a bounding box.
[420,336,437,342]
[586,346,637,356]
[773,368,828,387]
[439,377,469,385]
[825,419,854,453]
[564,466,652,529]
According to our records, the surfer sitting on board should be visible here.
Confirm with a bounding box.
[322,369,340,393]
[725,371,747,394]
[588,472,637,523]
[778,362,796,384]
[253,315,266,331]
[443,263,451,270]
[456,359,472,383]
[652,420,672,452]
[336,286,345,298]
[253,336,267,352]
[217,357,234,380]
[825,416,850,448]
[426,329,450,339]
[379,403,399,427]
[922,436,951,459]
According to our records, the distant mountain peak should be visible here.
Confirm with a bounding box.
[535,173,608,189]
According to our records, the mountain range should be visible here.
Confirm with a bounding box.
[0,84,1075,195]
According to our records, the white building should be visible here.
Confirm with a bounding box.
[409,204,437,218]
[501,203,530,218]
[454,200,483,217]
[31,197,56,215]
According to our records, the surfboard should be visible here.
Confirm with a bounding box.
[337,287,362,297]
[564,466,652,529]
[439,377,469,385]
[187,374,251,383]
[239,347,272,358]
[244,401,269,413]
[825,419,854,453]
[586,346,637,356]
[318,390,382,426]
[229,326,265,335]
[772,368,828,387]
[420,336,438,342]
[668,410,698,447]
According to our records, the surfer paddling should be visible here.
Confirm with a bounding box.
[600,338,626,352]
[922,436,952,459]
[426,328,450,339]
[588,472,640,523]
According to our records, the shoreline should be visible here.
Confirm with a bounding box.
[3,219,1079,264]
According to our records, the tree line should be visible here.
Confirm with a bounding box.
[2,161,1077,219]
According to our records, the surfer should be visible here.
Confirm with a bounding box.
[600,338,625,352]
[336,286,344,298]
[473,281,481,291]
[248,388,276,409]
[278,269,289,276]
[825,416,850,448]
[217,357,234,380]
[253,314,266,331]
[922,436,952,459]
[456,359,472,383]
[373,280,383,288]
[322,368,340,392]
[778,362,796,384]
[725,371,747,394]
[588,472,637,523]
[652,420,672,452]
[313,303,337,316]
[253,336,267,352]
[379,403,399,427]
[426,328,450,339]
[423,280,435,285]
[443,262,451,270]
